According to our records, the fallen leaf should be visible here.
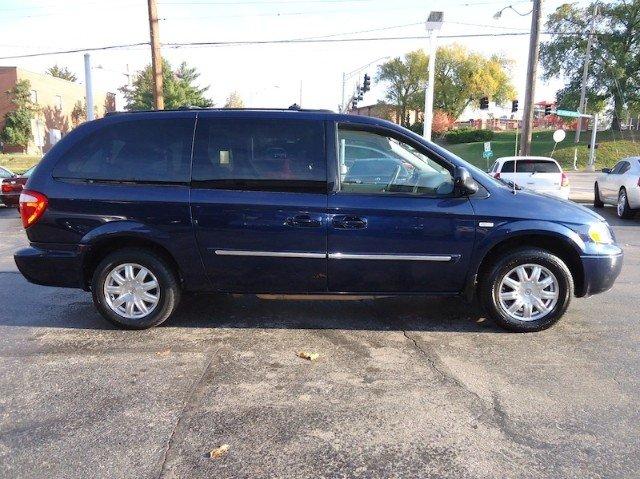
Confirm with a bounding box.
[156,349,171,357]
[297,351,319,361]
[209,444,230,459]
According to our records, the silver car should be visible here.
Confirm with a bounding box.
[594,157,640,218]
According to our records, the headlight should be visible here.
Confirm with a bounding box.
[588,222,614,244]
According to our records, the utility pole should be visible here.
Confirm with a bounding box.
[575,3,599,143]
[423,11,444,141]
[519,0,542,156]
[147,0,164,110]
[84,53,94,121]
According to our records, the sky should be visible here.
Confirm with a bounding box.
[0,0,588,114]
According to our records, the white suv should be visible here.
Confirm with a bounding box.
[490,156,570,200]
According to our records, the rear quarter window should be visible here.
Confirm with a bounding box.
[53,118,195,183]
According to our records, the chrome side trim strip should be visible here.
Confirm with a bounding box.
[328,253,452,262]
[214,250,325,259]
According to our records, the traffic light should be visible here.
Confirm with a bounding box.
[357,86,363,101]
[362,73,371,93]
[511,99,519,113]
[544,104,552,116]
[480,97,489,110]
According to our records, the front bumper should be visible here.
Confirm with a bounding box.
[14,245,84,289]
[579,251,623,297]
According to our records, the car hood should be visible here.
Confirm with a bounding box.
[490,187,605,224]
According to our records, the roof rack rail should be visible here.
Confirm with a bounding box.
[104,107,335,115]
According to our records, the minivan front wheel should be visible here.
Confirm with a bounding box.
[92,248,181,329]
[480,248,573,332]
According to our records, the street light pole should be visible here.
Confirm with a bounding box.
[423,11,444,141]
[423,30,437,141]
[575,3,599,143]
[519,0,542,156]
[84,53,94,121]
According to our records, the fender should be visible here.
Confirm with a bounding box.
[78,220,210,291]
[464,219,586,300]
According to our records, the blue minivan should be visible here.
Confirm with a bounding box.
[14,109,623,332]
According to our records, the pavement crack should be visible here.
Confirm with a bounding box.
[155,349,217,479]
[402,330,555,451]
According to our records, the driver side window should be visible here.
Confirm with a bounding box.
[337,127,454,197]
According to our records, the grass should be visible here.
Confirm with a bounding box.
[0,154,41,175]
[439,129,640,171]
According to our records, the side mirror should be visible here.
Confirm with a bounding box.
[602,168,611,174]
[454,166,479,196]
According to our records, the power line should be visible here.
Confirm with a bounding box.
[0,31,597,60]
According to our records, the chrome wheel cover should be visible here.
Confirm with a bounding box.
[618,192,626,217]
[498,264,559,322]
[103,263,160,319]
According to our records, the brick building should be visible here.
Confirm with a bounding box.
[348,102,420,126]
[0,66,115,154]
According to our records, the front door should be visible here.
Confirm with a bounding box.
[328,124,475,293]
[190,115,328,293]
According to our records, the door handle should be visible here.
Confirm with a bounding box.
[333,215,367,229]
[285,214,322,228]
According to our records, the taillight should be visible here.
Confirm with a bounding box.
[561,172,569,187]
[19,190,48,228]
[494,172,500,179]
[1,183,12,193]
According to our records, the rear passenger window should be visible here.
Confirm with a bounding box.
[501,160,560,173]
[53,119,195,183]
[191,118,326,193]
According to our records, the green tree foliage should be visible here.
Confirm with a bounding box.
[377,51,428,126]
[540,0,640,129]
[377,45,516,126]
[120,59,213,110]
[223,91,244,108]
[0,80,38,150]
[46,65,77,82]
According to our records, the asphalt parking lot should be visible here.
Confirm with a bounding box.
[1,203,639,479]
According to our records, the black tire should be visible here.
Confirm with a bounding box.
[617,188,635,219]
[594,183,604,208]
[91,248,181,329]
[479,248,573,332]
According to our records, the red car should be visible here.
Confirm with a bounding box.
[1,166,35,207]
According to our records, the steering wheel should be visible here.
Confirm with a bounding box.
[385,164,403,192]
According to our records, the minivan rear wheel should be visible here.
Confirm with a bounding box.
[92,248,181,329]
[480,248,573,332]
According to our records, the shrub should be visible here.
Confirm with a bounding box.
[444,128,493,144]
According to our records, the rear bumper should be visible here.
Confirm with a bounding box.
[579,252,623,297]
[541,188,570,200]
[0,193,19,207]
[14,245,84,289]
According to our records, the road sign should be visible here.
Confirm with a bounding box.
[484,141,491,152]
[555,109,591,119]
[483,150,493,159]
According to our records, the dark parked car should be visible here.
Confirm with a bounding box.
[1,166,35,207]
[14,109,623,332]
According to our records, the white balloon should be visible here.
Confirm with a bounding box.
[553,129,566,143]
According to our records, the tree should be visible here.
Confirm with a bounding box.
[0,80,38,150]
[120,59,213,110]
[377,45,516,125]
[377,51,428,126]
[46,65,77,82]
[540,0,640,130]
[224,91,244,108]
